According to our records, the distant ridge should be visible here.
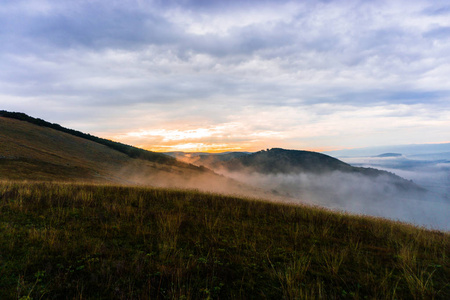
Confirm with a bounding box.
[0,110,176,165]
[376,153,402,158]
[223,148,354,174]
[218,148,425,192]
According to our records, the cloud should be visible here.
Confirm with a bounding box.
[220,169,450,231]
[1,0,450,151]
[341,154,450,197]
[0,1,179,51]
[424,26,450,39]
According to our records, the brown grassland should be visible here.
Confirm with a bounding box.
[0,181,449,299]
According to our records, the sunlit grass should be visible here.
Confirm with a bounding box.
[0,181,449,299]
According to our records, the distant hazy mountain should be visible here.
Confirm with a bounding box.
[376,153,402,158]
[326,143,450,157]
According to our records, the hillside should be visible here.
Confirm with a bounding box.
[174,148,423,191]
[220,148,421,187]
[184,148,424,194]
[1,182,449,299]
[0,116,265,197]
[222,148,354,173]
[0,110,175,165]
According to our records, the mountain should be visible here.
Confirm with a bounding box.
[221,148,354,174]
[325,143,450,157]
[161,149,446,229]
[0,112,266,197]
[376,153,402,158]
[188,148,423,192]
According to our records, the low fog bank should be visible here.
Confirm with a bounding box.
[109,161,281,203]
[342,155,450,198]
[366,164,450,198]
[219,170,450,231]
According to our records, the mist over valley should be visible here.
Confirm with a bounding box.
[172,148,450,231]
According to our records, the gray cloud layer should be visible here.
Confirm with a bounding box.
[1,0,449,148]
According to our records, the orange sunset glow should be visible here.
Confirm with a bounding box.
[107,126,337,153]
[110,124,287,153]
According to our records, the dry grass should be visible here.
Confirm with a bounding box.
[0,181,449,299]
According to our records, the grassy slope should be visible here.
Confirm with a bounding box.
[0,116,132,182]
[0,117,266,197]
[1,182,449,299]
[0,110,176,165]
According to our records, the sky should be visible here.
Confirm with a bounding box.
[1,0,450,153]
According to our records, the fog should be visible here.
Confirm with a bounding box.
[110,161,278,202]
[218,169,450,231]
[113,155,449,232]
[342,156,450,198]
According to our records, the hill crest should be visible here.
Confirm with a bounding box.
[0,110,176,165]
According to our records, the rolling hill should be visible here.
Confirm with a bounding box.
[174,148,425,193]
[0,113,265,197]
[221,148,354,174]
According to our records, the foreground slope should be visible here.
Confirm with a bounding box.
[1,182,449,299]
